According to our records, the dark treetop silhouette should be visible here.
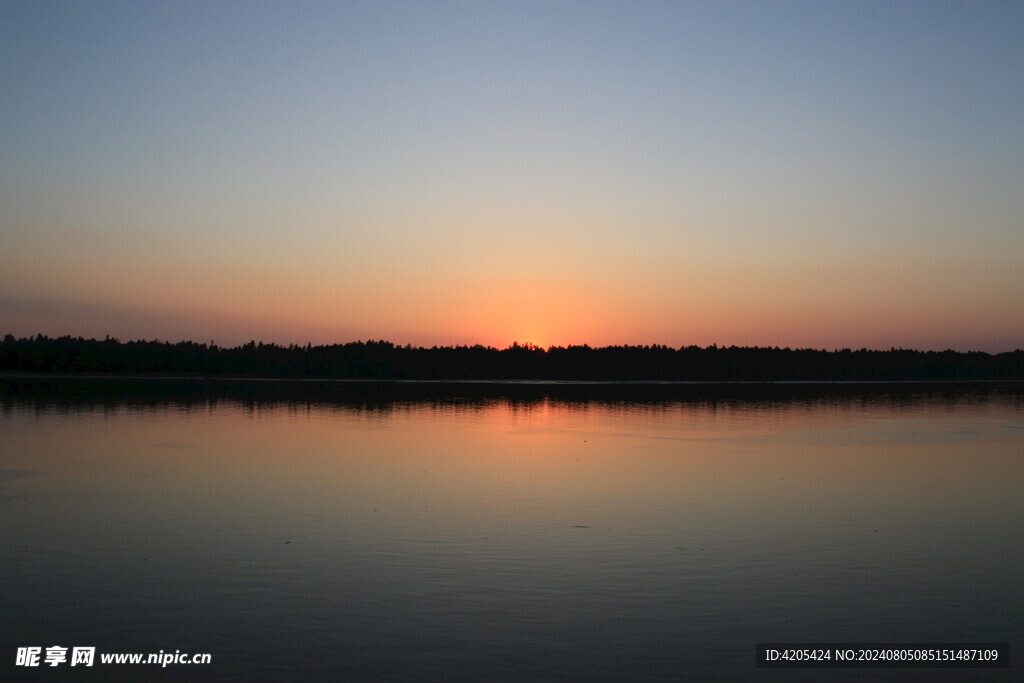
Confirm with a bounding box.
[2,334,1022,381]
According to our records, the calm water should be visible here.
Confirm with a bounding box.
[2,379,1022,681]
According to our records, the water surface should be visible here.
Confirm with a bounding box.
[2,379,1022,680]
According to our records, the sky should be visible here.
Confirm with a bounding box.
[2,0,1022,352]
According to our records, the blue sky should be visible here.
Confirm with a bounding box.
[2,0,1022,350]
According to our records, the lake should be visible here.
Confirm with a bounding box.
[2,378,1022,681]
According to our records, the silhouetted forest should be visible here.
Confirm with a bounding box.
[3,334,1023,381]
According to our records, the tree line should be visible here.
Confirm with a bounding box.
[2,334,1023,381]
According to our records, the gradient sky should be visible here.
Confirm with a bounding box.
[2,0,1022,351]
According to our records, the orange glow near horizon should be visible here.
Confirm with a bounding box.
[2,209,1022,352]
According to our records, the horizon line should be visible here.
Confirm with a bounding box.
[6,333,1022,356]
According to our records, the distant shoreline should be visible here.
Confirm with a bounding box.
[4,335,1023,382]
